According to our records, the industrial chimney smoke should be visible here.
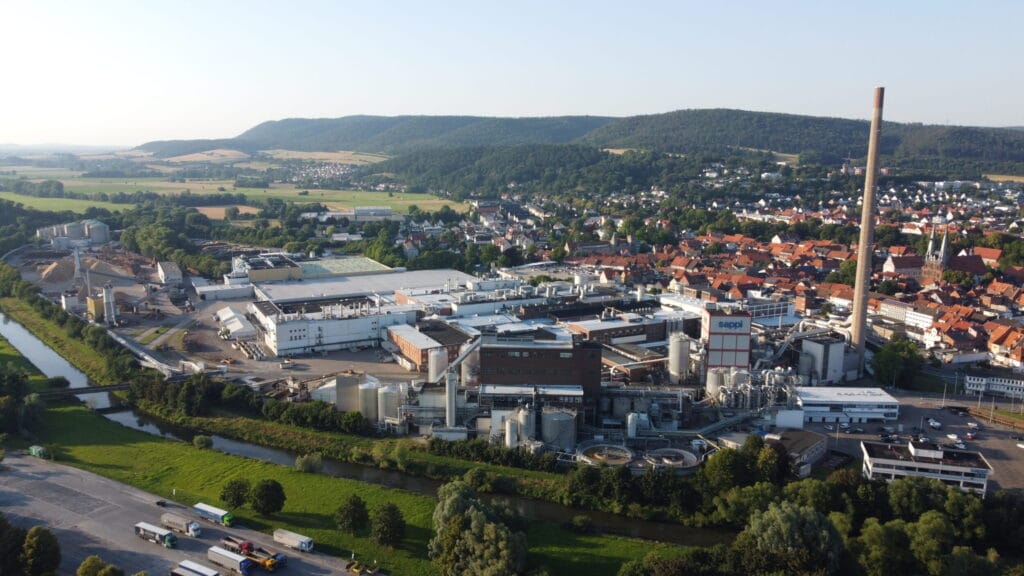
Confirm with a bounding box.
[850,87,885,376]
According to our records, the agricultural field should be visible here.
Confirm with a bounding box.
[5,171,464,214]
[0,190,126,213]
[194,205,262,220]
[262,149,389,164]
[166,148,250,163]
[985,174,1024,183]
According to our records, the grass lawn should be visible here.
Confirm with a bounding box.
[34,405,686,576]
[994,409,1024,422]
[0,298,112,384]
[137,326,169,345]
[0,334,47,390]
[905,372,946,393]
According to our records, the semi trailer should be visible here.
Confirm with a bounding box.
[272,528,314,552]
[194,502,234,526]
[161,512,202,538]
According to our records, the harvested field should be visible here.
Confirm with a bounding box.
[195,205,261,219]
[262,149,388,164]
[166,148,250,163]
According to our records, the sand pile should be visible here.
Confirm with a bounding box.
[39,258,75,283]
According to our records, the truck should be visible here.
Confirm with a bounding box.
[134,521,177,548]
[272,528,314,552]
[178,560,221,576]
[207,546,255,576]
[220,536,286,571]
[194,502,234,526]
[161,512,203,538]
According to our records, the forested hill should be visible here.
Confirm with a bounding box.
[137,110,1024,166]
[138,115,615,156]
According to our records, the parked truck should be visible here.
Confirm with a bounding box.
[194,502,234,526]
[207,546,254,576]
[134,521,177,548]
[220,536,286,571]
[272,528,314,552]
[177,560,221,576]
[161,512,202,538]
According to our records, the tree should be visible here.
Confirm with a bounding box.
[429,481,528,576]
[909,510,954,576]
[825,259,857,286]
[372,503,406,547]
[887,476,947,522]
[20,526,61,576]
[250,479,286,515]
[96,567,125,576]
[734,501,845,576]
[335,494,369,534]
[856,518,914,576]
[871,336,923,388]
[78,556,108,576]
[220,478,251,509]
[0,513,27,576]
[192,435,212,449]
[942,269,975,288]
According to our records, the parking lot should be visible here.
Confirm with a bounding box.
[805,391,1024,491]
[0,453,345,575]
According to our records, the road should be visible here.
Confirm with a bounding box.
[0,453,346,575]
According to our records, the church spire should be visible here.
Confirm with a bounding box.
[926,225,936,258]
[938,226,948,264]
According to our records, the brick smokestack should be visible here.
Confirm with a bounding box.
[851,87,884,375]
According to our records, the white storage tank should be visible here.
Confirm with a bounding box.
[427,348,449,383]
[504,416,519,449]
[668,333,690,384]
[626,412,639,438]
[358,382,380,422]
[541,410,577,451]
[460,343,480,387]
[517,406,535,440]
[377,384,401,422]
[706,368,727,399]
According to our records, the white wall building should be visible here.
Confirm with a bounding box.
[157,261,183,286]
[861,440,992,496]
[794,387,899,423]
[965,370,1024,399]
[801,337,846,385]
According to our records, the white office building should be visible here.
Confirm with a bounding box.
[794,387,899,423]
[861,440,993,496]
[965,370,1024,399]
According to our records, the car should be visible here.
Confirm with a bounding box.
[852,427,864,434]
[824,424,834,431]
[1017,443,1024,450]
[947,433,960,441]
[951,442,966,450]
[839,423,850,429]
[966,432,976,440]
[155,500,168,507]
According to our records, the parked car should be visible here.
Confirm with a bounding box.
[824,424,834,431]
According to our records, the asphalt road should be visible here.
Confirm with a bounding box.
[806,390,1024,491]
[0,453,346,575]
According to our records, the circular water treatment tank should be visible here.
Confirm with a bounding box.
[578,444,634,466]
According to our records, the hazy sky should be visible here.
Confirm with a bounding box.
[2,1,1021,146]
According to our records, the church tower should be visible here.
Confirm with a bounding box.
[921,225,948,286]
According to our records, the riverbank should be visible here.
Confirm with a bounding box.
[35,404,688,576]
[0,334,46,389]
[0,297,112,384]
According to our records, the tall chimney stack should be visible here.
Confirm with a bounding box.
[851,87,885,375]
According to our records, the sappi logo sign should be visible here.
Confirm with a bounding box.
[716,321,746,330]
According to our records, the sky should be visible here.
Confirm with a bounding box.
[1,0,1022,147]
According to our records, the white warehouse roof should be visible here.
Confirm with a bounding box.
[255,269,478,304]
[795,387,898,405]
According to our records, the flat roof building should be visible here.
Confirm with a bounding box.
[255,269,477,304]
[861,440,993,496]
[795,387,899,423]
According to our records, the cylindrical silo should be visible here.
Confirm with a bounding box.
[541,410,577,451]
[377,384,400,422]
[358,381,379,422]
[460,343,480,387]
[504,415,519,449]
[626,413,639,438]
[64,221,85,239]
[706,368,727,399]
[427,348,448,383]
[517,405,534,440]
[668,333,690,384]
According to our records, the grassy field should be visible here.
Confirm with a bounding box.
[0,334,47,390]
[263,149,389,164]
[0,298,112,384]
[0,190,126,213]
[31,405,686,576]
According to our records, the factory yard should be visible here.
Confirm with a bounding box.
[806,389,1024,491]
[0,453,346,575]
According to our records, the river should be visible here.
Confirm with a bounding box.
[0,311,729,546]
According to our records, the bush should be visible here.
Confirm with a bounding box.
[568,514,594,534]
[295,452,323,473]
[220,478,251,509]
[192,435,213,450]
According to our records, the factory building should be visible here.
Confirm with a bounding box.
[157,261,183,286]
[563,313,667,344]
[387,321,473,371]
[231,254,304,282]
[861,440,992,496]
[794,387,899,423]
[964,370,1024,399]
[701,309,752,371]
[250,298,420,357]
[800,337,846,385]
